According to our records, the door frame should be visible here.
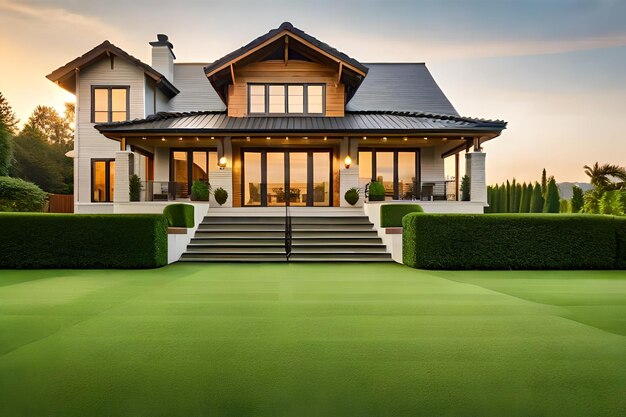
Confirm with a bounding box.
[240,148,333,207]
[358,147,421,200]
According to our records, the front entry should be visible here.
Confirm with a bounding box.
[242,149,332,207]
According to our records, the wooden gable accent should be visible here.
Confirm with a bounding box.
[227,60,345,117]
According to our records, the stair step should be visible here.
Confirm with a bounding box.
[201,216,372,225]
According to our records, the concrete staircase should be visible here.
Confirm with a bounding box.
[179,214,392,262]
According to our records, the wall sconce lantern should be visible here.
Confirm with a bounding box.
[344,155,352,169]
[218,156,227,170]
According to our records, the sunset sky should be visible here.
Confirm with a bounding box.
[0,0,624,183]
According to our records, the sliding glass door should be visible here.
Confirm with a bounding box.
[242,149,332,207]
[358,148,421,200]
[171,149,217,197]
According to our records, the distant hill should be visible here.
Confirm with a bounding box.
[558,182,593,200]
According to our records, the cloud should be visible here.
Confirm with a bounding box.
[0,0,118,38]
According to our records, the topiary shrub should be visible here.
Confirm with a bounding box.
[190,180,210,201]
[368,181,386,201]
[129,174,142,202]
[0,176,47,212]
[403,213,624,270]
[214,187,228,206]
[460,175,470,201]
[380,204,424,227]
[163,203,194,228]
[344,187,360,206]
[0,213,168,268]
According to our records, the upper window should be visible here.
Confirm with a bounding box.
[92,86,129,123]
[248,84,325,116]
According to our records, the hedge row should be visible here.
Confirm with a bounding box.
[380,204,424,227]
[402,214,626,270]
[0,213,168,269]
[163,203,194,228]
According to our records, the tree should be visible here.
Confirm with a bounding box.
[23,105,73,148]
[460,175,470,201]
[504,180,510,213]
[491,184,499,212]
[571,185,584,213]
[544,178,560,213]
[499,183,507,213]
[583,162,626,192]
[0,121,12,176]
[513,183,522,213]
[9,126,67,193]
[583,189,602,214]
[530,182,544,213]
[0,92,19,135]
[599,191,624,216]
[559,199,570,213]
[520,183,532,213]
[541,168,547,196]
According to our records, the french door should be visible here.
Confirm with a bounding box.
[170,149,218,197]
[242,149,332,207]
[358,148,421,200]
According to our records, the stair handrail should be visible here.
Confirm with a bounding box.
[285,194,292,260]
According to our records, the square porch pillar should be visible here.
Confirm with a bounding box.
[114,151,134,203]
[339,137,361,207]
[465,151,487,204]
[211,137,233,207]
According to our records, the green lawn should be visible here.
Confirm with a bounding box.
[0,264,625,417]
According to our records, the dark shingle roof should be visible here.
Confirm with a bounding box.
[95,110,506,135]
[347,63,458,115]
[204,22,368,76]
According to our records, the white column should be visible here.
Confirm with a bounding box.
[465,151,487,204]
[211,138,232,207]
[114,151,133,203]
[339,137,361,207]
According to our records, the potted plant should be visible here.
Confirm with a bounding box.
[214,187,228,206]
[190,180,210,201]
[367,181,386,201]
[129,174,142,202]
[344,187,360,206]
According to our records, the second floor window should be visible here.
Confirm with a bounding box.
[248,84,325,115]
[92,86,129,123]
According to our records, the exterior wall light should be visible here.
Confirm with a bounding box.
[218,157,227,170]
[344,155,352,169]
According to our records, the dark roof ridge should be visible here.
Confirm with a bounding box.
[95,109,506,131]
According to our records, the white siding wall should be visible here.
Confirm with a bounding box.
[76,57,145,211]
[151,46,174,82]
[144,76,156,116]
[155,88,170,113]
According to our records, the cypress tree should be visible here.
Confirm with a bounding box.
[500,183,508,213]
[504,180,510,213]
[519,183,526,213]
[520,183,532,213]
[492,184,500,212]
[571,185,584,213]
[544,178,560,213]
[514,183,522,213]
[507,180,514,213]
[541,168,547,196]
[530,182,544,213]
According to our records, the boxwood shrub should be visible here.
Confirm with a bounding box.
[380,203,424,227]
[0,213,168,269]
[163,203,194,228]
[0,176,47,212]
[403,214,625,270]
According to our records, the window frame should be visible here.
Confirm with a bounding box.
[247,83,325,116]
[358,148,422,200]
[91,85,130,123]
[91,158,115,202]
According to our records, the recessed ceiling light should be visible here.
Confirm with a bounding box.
[195,137,199,141]
[266,136,271,140]
[303,136,308,140]
[142,136,147,140]
[382,137,387,141]
[210,136,215,140]
[423,137,428,140]
[403,137,408,141]
[323,136,327,141]
[363,136,367,140]
[178,137,183,141]
[161,137,166,141]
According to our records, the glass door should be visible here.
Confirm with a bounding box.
[359,149,420,200]
[288,152,308,207]
[241,149,332,207]
[243,152,262,206]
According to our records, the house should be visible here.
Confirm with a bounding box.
[47,22,506,214]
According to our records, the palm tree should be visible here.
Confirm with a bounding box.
[583,162,626,192]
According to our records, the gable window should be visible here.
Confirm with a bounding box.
[92,159,115,202]
[92,86,129,123]
[248,84,325,115]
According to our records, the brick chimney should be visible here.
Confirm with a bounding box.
[150,34,175,83]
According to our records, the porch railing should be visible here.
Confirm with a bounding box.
[142,181,181,201]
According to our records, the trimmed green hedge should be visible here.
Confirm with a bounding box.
[380,204,424,227]
[403,214,626,270]
[0,213,168,269]
[0,176,47,212]
[163,203,194,228]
